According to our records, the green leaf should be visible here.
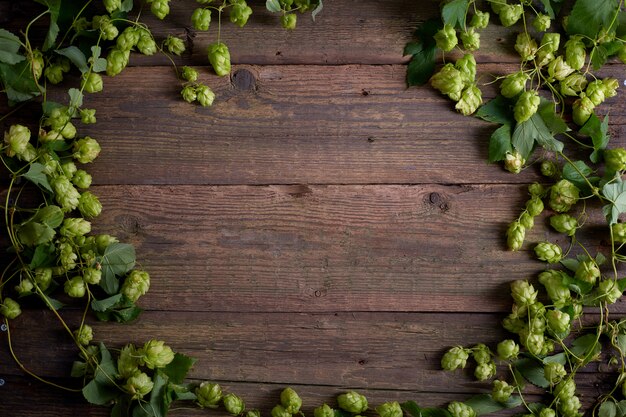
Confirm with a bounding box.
[42,100,64,116]
[514,357,549,388]
[120,0,134,12]
[82,379,120,405]
[600,401,617,417]
[23,163,53,192]
[543,352,567,365]
[71,361,86,377]
[266,0,282,13]
[602,179,626,224]
[581,113,610,163]
[0,61,41,104]
[35,0,61,51]
[570,333,602,365]
[99,243,136,294]
[617,400,626,417]
[513,113,563,159]
[134,372,169,417]
[94,343,118,385]
[401,401,422,417]
[540,0,556,18]
[29,243,56,269]
[442,0,469,29]
[464,394,522,416]
[562,273,594,295]
[68,87,84,109]
[563,160,598,194]
[39,292,64,310]
[538,100,568,135]
[161,353,197,384]
[32,205,64,228]
[567,0,619,39]
[419,409,453,417]
[615,334,626,354]
[476,96,514,125]
[0,29,25,65]
[311,0,323,21]
[618,278,626,292]
[90,46,108,73]
[169,383,197,401]
[17,221,55,246]
[560,258,580,272]
[591,41,623,70]
[406,19,441,86]
[91,294,123,312]
[488,124,513,163]
[56,46,88,73]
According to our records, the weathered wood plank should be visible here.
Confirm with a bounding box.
[24,183,607,314]
[1,64,615,186]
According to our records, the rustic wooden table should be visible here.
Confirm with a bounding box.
[1,1,625,416]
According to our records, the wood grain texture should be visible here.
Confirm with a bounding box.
[1,64,615,186]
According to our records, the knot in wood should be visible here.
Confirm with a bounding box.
[231,69,256,91]
[427,192,450,212]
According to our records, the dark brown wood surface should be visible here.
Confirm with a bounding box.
[2,1,626,416]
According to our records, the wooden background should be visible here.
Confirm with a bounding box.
[1,0,626,415]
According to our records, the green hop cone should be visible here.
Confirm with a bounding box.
[197,382,222,408]
[230,2,253,27]
[434,24,458,52]
[470,10,489,29]
[281,13,297,30]
[514,33,537,61]
[30,49,44,80]
[534,242,562,263]
[337,391,368,413]
[526,196,544,216]
[93,16,119,40]
[182,66,199,82]
[314,404,335,417]
[448,401,476,417]
[514,90,540,123]
[528,183,545,198]
[455,84,482,116]
[1,297,21,319]
[137,29,157,55]
[73,324,93,346]
[151,0,170,20]
[549,179,579,213]
[519,212,534,229]
[106,48,130,77]
[540,409,556,417]
[619,45,626,64]
[61,218,92,238]
[181,85,197,103]
[549,214,577,236]
[613,223,626,243]
[540,33,560,54]
[506,221,525,251]
[575,260,600,284]
[500,71,528,98]
[541,160,558,177]
[455,54,476,84]
[547,56,574,82]
[280,387,302,413]
[73,136,101,163]
[50,176,80,212]
[14,278,32,296]
[192,8,212,31]
[78,192,103,219]
[34,268,53,291]
[586,80,606,106]
[80,109,97,124]
[271,405,291,417]
[73,170,93,189]
[474,361,496,381]
[544,362,566,385]
[83,267,102,285]
[247,411,261,417]
[472,343,491,364]
[511,280,537,306]
[208,42,231,76]
[598,279,622,304]
[441,346,469,370]
[499,4,523,27]
[460,29,480,51]
[223,393,245,415]
[546,309,571,335]
[45,64,64,84]
[538,270,571,308]
[95,234,119,252]
[118,344,140,379]
[492,380,514,403]
[196,85,216,107]
[121,270,151,302]
[125,371,154,400]
[103,0,122,13]
[572,96,595,126]
[165,35,186,56]
[555,378,576,400]
[59,241,78,271]
[496,339,519,360]
[602,78,619,99]
[504,150,525,174]
[141,339,175,369]
[558,396,581,417]
[533,14,551,32]
[565,36,586,70]
[560,73,588,96]
[116,27,140,51]
[4,124,31,158]
[376,402,402,417]
[430,64,464,101]
[64,276,86,298]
